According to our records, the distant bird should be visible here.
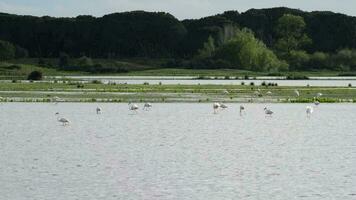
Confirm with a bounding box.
[264,107,274,116]
[58,117,70,126]
[96,107,102,114]
[314,100,320,106]
[128,102,139,112]
[306,106,313,117]
[294,90,300,97]
[316,92,323,97]
[220,103,228,109]
[223,90,229,95]
[213,103,220,114]
[143,103,152,111]
[239,105,245,115]
[55,113,70,125]
[266,91,272,95]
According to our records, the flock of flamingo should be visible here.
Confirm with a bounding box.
[55,89,321,126]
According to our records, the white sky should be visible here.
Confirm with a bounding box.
[0,0,355,19]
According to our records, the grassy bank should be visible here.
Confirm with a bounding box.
[0,81,355,103]
[1,58,355,79]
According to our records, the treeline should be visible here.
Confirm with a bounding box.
[1,7,356,72]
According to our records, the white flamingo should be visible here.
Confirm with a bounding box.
[143,103,152,111]
[313,97,320,106]
[223,90,229,95]
[220,103,228,109]
[264,107,273,116]
[96,107,102,114]
[55,113,70,126]
[129,102,139,112]
[213,103,220,114]
[306,106,314,117]
[239,105,245,115]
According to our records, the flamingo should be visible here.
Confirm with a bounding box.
[223,90,229,95]
[314,100,320,106]
[313,97,320,106]
[129,102,139,112]
[213,103,220,114]
[55,113,70,125]
[264,107,273,116]
[306,106,313,117]
[294,90,300,97]
[96,107,102,114]
[239,105,245,115]
[143,103,152,111]
[220,103,228,109]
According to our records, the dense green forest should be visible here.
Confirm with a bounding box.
[1,7,356,73]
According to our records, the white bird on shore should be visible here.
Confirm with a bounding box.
[129,102,139,112]
[143,103,152,111]
[96,107,102,114]
[213,103,220,114]
[306,106,313,117]
[294,90,300,97]
[317,92,323,97]
[264,107,274,116]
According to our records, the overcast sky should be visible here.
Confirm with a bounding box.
[1,0,355,19]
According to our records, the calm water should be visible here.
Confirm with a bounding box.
[0,103,355,200]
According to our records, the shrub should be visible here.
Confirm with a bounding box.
[27,71,43,80]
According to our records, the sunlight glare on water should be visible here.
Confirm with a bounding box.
[0,103,355,200]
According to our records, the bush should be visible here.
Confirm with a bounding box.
[27,71,43,80]
[286,74,309,80]
[0,40,15,60]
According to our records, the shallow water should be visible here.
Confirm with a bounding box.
[0,103,355,200]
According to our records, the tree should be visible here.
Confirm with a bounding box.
[0,40,15,60]
[78,56,93,67]
[215,28,288,71]
[58,52,70,68]
[274,14,312,56]
[27,71,43,80]
[287,50,310,70]
[196,36,216,59]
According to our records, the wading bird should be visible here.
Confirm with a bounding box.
[264,107,274,116]
[220,103,228,109]
[143,103,152,111]
[239,105,245,115]
[213,103,220,114]
[55,113,70,126]
[294,90,300,97]
[129,102,139,112]
[96,107,102,114]
[306,106,313,117]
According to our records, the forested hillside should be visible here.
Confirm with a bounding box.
[1,7,356,72]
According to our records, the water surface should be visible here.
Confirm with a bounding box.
[0,103,355,200]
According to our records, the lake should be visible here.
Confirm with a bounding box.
[1,103,355,200]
